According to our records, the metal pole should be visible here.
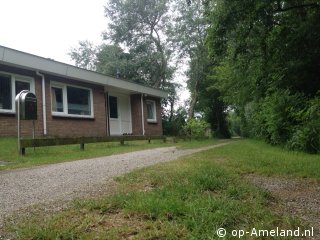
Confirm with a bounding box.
[17,94,20,154]
[16,90,29,155]
[32,120,35,152]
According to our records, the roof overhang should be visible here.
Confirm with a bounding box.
[0,45,168,99]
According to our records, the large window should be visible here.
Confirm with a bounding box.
[51,82,93,118]
[146,100,157,122]
[0,72,34,113]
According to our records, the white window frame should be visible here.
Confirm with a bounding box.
[146,100,157,123]
[0,71,35,114]
[50,81,94,118]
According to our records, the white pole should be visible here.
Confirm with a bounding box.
[36,72,47,135]
[140,94,145,136]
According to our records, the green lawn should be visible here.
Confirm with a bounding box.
[5,139,319,239]
[210,139,320,180]
[0,137,219,170]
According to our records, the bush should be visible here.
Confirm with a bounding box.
[240,90,320,153]
[184,118,210,139]
[251,90,306,145]
[287,96,320,153]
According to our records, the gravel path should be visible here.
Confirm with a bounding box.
[247,175,320,239]
[0,143,229,226]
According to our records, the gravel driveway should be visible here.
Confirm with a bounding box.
[0,143,229,226]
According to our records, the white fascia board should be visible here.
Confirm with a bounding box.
[1,46,69,76]
[0,45,168,99]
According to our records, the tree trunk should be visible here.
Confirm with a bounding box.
[188,79,200,119]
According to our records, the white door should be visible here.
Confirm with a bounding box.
[108,93,132,135]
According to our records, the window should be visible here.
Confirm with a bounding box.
[146,100,157,122]
[109,96,118,118]
[51,87,63,112]
[51,82,93,118]
[67,86,91,115]
[0,74,12,110]
[15,80,30,96]
[0,72,34,113]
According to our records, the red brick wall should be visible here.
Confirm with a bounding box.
[0,64,107,137]
[44,75,107,137]
[130,94,163,136]
[143,96,163,136]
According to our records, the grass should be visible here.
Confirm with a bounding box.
[209,139,320,180]
[5,139,318,239]
[0,137,219,170]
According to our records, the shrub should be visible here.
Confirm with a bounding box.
[184,118,210,139]
[287,96,320,153]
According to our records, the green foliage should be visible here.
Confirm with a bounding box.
[69,40,98,71]
[252,90,305,145]
[205,0,320,152]
[183,118,209,139]
[105,0,173,88]
[162,107,187,136]
[227,111,241,137]
[287,95,320,153]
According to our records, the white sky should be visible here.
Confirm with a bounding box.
[0,0,106,64]
[0,0,189,105]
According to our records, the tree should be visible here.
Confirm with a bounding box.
[104,0,173,88]
[69,40,98,71]
[168,0,230,137]
[169,0,207,118]
[205,0,320,151]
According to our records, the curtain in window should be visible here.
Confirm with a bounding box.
[147,102,154,120]
[51,87,63,112]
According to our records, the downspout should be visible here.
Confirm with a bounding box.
[140,94,145,135]
[36,71,47,136]
[105,92,110,136]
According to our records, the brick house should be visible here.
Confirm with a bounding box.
[0,46,167,137]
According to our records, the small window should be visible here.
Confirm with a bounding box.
[146,100,157,122]
[51,87,64,112]
[0,74,12,110]
[109,96,118,118]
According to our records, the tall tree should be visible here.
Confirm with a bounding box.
[169,0,207,118]
[104,0,173,88]
[206,0,320,151]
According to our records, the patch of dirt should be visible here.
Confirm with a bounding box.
[246,174,320,239]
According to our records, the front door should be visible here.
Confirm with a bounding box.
[108,93,132,135]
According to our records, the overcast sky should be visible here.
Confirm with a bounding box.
[1,0,106,64]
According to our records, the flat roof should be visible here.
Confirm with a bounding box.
[0,45,168,98]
